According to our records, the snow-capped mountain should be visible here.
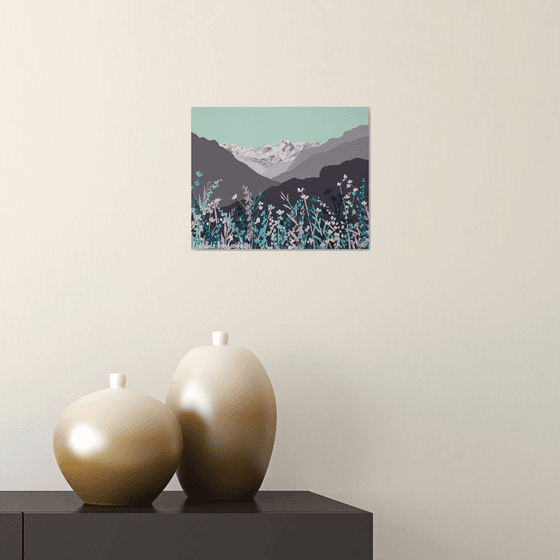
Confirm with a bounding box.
[220,138,320,177]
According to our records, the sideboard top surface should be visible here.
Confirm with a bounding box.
[0,491,370,515]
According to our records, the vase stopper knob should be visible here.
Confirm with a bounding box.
[109,373,126,388]
[212,332,229,346]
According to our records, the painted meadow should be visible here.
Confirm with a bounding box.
[192,171,369,249]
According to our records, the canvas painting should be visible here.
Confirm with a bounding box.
[191,107,369,250]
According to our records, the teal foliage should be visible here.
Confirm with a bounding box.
[191,172,369,249]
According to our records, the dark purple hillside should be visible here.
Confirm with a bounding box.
[261,158,368,214]
[192,133,279,207]
[219,158,368,218]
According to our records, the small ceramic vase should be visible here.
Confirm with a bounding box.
[53,373,183,506]
[166,332,277,501]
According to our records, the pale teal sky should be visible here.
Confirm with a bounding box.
[191,107,368,148]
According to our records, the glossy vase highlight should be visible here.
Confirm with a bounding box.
[166,332,277,501]
[53,373,183,506]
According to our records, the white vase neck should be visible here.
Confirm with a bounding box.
[109,373,126,388]
[212,332,229,346]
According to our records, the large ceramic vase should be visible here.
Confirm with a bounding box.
[53,373,183,506]
[166,332,277,501]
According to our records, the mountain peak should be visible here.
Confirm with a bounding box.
[220,138,321,173]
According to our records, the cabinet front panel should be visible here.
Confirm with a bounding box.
[0,513,21,560]
[24,512,372,560]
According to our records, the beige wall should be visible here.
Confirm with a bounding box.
[1,0,559,558]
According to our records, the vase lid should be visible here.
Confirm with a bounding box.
[212,332,229,346]
[109,373,126,388]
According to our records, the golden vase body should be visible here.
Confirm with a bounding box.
[166,332,277,501]
[53,373,183,506]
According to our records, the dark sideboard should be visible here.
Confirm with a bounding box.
[0,491,372,560]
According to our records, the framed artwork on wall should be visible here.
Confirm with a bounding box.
[191,107,369,250]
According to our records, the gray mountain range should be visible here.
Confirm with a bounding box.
[263,125,369,182]
[220,125,369,182]
[273,133,369,183]
[283,125,368,175]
